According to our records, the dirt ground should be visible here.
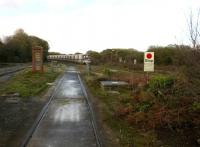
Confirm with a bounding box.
[0,97,44,147]
[0,74,62,147]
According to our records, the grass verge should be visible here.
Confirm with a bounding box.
[0,63,65,98]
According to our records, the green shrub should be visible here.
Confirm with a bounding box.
[149,75,175,95]
[191,102,200,111]
[103,68,113,79]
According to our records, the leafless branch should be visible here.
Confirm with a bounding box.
[187,9,200,49]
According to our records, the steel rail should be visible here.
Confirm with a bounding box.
[78,73,102,147]
[20,74,65,147]
[0,66,30,77]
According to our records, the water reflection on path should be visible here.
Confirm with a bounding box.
[53,100,84,123]
[27,67,97,147]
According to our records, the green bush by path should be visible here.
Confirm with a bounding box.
[149,75,175,94]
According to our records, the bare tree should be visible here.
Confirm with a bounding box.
[187,9,200,50]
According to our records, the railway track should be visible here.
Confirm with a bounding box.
[78,74,102,147]
[0,65,31,84]
[0,65,30,77]
[20,73,65,147]
[20,68,102,147]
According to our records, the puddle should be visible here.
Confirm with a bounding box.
[54,101,84,123]
[66,71,79,73]
[62,86,82,98]
[57,82,83,99]
[65,80,77,83]
[67,66,76,71]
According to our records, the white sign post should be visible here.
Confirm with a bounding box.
[85,59,91,75]
[144,52,154,84]
[134,59,137,65]
[144,52,154,72]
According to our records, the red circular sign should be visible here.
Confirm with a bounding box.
[146,53,152,59]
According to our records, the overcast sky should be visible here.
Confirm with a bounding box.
[0,0,199,54]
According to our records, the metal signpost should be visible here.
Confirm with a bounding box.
[32,46,44,72]
[132,59,137,92]
[144,52,154,83]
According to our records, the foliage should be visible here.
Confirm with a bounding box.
[191,102,200,111]
[103,68,113,79]
[83,72,158,146]
[80,63,200,147]
[29,35,49,61]
[86,50,102,64]
[87,45,200,69]
[148,45,194,65]
[87,48,143,69]
[149,74,175,95]
[0,29,49,63]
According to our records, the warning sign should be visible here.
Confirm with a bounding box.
[144,52,154,72]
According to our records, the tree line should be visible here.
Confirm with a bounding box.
[87,45,200,67]
[87,49,143,66]
[148,45,200,66]
[0,29,49,63]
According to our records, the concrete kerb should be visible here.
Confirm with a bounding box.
[78,73,102,147]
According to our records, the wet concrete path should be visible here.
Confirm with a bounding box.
[27,67,97,147]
